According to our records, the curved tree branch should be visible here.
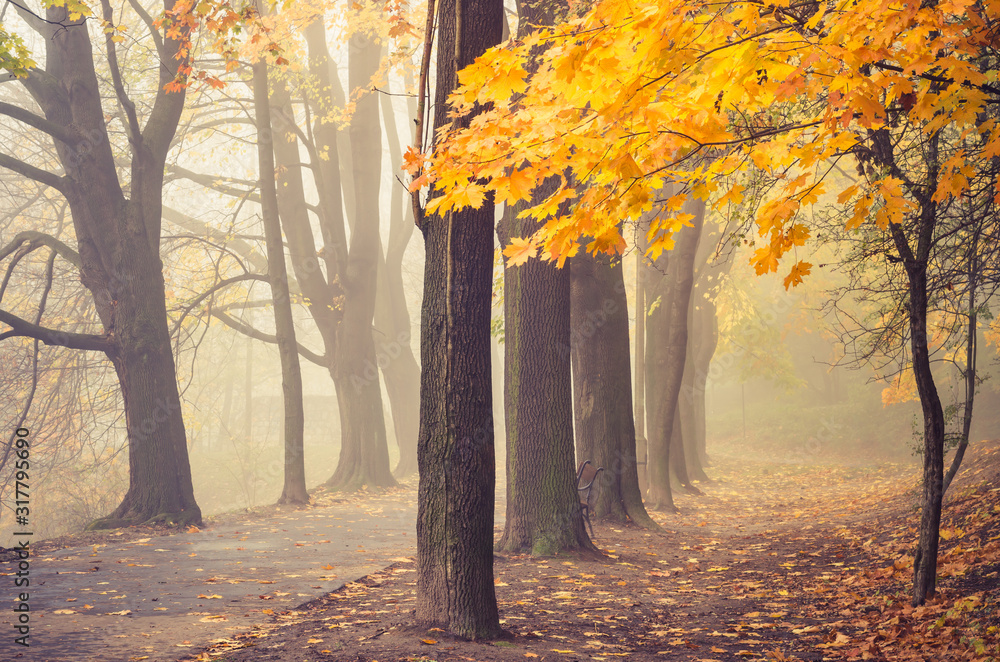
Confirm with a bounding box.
[0,230,82,267]
[125,0,163,53]
[100,0,142,143]
[0,242,34,305]
[0,309,111,352]
[162,205,269,273]
[0,99,84,145]
[0,152,70,193]
[211,310,327,367]
[170,272,269,336]
[165,164,261,201]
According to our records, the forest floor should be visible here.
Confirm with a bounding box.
[185,440,1000,662]
[4,440,999,662]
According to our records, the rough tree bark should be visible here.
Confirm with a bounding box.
[570,247,658,528]
[253,58,308,504]
[0,2,201,527]
[497,196,592,554]
[495,0,594,557]
[416,0,505,639]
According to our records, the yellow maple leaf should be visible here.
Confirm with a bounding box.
[836,183,860,205]
[752,245,780,275]
[716,184,745,208]
[494,169,535,205]
[485,64,528,102]
[503,237,538,267]
[453,184,487,210]
[402,146,425,177]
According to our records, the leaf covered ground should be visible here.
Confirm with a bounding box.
[183,440,1000,662]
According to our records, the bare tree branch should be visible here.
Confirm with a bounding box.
[0,309,111,352]
[0,99,84,145]
[100,0,141,143]
[0,230,82,267]
[140,0,188,164]
[0,152,69,193]
[6,0,66,36]
[124,0,163,53]
[165,164,260,201]
[162,205,269,273]
[0,242,34,305]
[170,272,269,336]
[211,310,327,367]
[187,117,255,132]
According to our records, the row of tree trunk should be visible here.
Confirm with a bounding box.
[413,0,722,638]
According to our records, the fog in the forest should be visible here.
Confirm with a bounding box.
[1,1,997,549]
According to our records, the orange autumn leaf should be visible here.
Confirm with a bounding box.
[503,237,539,267]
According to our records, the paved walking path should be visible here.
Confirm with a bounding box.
[1,489,417,662]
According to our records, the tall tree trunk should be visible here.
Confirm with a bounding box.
[264,16,395,491]
[643,248,675,512]
[416,0,505,639]
[5,3,203,528]
[906,256,944,605]
[645,195,705,511]
[878,128,944,607]
[495,0,591,557]
[253,58,308,505]
[327,21,396,490]
[692,298,718,466]
[492,336,506,467]
[570,248,658,528]
[680,302,709,482]
[669,403,700,492]
[101,284,201,526]
[634,248,647,485]
[497,199,591,554]
[376,79,420,478]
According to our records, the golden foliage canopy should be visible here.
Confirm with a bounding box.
[412,0,1000,286]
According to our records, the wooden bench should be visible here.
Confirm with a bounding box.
[577,460,604,537]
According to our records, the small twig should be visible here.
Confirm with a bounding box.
[361,628,389,641]
[373,86,417,98]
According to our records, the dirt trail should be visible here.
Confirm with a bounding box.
[5,442,999,662]
[183,445,1000,662]
[0,486,417,662]
[172,452,927,662]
